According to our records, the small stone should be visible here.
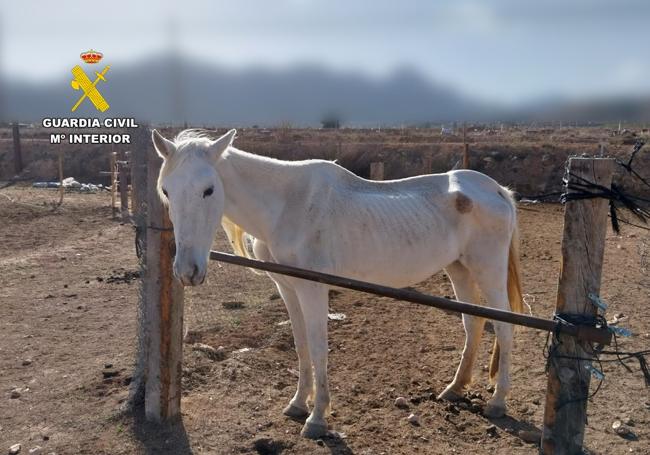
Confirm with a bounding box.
[22,359,32,366]
[28,447,42,455]
[519,429,542,444]
[623,417,634,426]
[104,363,113,369]
[102,369,119,379]
[486,424,498,437]
[407,413,421,426]
[9,444,21,455]
[269,293,281,300]
[10,389,21,399]
[394,397,409,409]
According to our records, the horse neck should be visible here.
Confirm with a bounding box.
[216,147,292,242]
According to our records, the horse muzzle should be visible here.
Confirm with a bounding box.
[173,260,207,286]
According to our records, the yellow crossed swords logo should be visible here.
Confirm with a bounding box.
[70,65,110,112]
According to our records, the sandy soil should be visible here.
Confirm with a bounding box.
[1,186,649,455]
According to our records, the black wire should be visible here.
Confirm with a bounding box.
[544,311,650,411]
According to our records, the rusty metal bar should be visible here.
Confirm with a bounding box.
[208,251,612,345]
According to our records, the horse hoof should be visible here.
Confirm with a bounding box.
[437,388,464,402]
[283,403,309,419]
[300,421,329,439]
[483,403,506,418]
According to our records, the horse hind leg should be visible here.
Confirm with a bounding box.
[438,261,485,402]
[471,261,513,418]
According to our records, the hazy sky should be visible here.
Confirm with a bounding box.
[1,0,649,104]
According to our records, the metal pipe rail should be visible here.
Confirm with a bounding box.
[209,251,612,345]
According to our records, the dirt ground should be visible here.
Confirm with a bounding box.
[1,186,649,455]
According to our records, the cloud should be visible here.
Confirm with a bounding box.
[441,2,505,34]
[611,60,650,92]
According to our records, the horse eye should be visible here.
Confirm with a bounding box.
[162,188,168,197]
[203,186,214,198]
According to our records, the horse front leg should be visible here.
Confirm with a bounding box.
[294,283,330,439]
[274,282,313,418]
[254,239,314,418]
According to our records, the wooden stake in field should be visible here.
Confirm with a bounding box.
[462,122,470,169]
[423,154,433,175]
[118,150,130,221]
[110,151,117,219]
[542,157,614,454]
[143,145,184,423]
[57,149,64,206]
[370,162,384,180]
[12,122,23,175]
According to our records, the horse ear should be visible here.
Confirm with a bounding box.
[209,129,237,161]
[152,129,176,159]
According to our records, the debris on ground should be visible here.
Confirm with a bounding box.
[192,343,227,361]
[32,177,106,193]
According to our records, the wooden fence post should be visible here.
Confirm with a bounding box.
[12,122,23,175]
[118,150,130,221]
[370,162,384,180]
[144,144,184,423]
[462,123,470,169]
[541,157,614,453]
[110,152,118,219]
[423,154,433,175]
[57,150,64,206]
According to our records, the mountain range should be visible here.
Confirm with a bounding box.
[2,54,649,126]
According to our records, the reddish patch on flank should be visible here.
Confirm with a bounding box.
[455,193,473,213]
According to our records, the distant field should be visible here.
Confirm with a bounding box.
[1,125,648,196]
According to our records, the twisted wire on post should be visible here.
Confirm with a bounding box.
[542,143,650,409]
[544,313,650,409]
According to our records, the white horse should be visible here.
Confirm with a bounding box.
[152,128,524,439]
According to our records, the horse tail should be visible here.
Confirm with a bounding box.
[221,216,253,258]
[489,191,523,383]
